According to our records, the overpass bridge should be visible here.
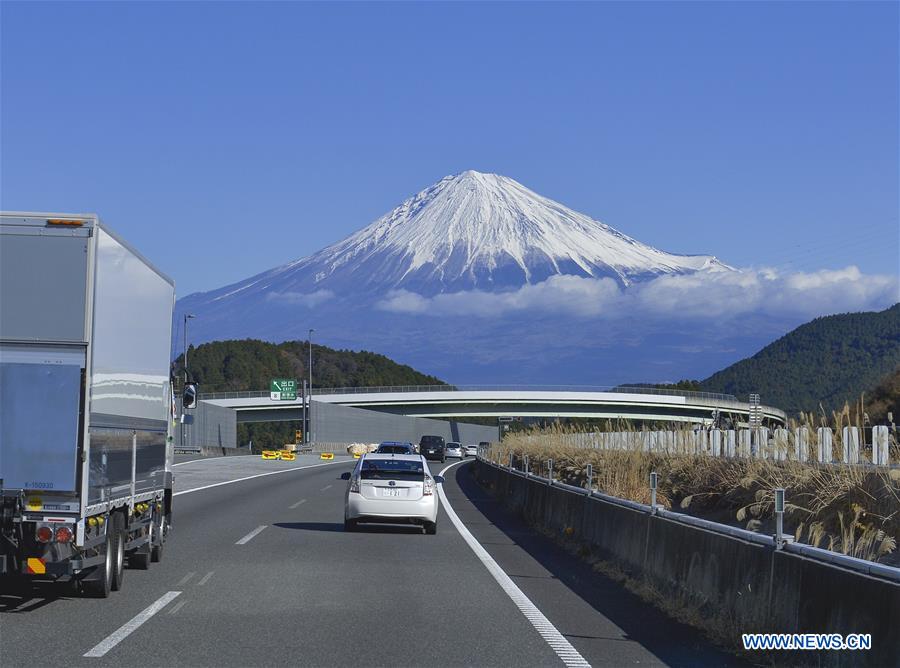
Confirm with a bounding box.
[201,385,787,425]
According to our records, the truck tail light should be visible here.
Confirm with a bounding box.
[36,526,53,543]
[55,526,73,543]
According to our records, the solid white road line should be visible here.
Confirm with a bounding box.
[171,455,256,467]
[289,499,307,509]
[438,461,591,668]
[83,591,181,657]
[173,460,347,497]
[235,525,268,545]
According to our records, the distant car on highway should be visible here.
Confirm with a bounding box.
[445,442,463,459]
[419,435,446,462]
[464,444,478,457]
[342,454,441,534]
[374,441,415,454]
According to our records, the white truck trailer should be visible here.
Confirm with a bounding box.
[0,212,175,596]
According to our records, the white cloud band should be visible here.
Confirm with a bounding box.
[376,267,899,322]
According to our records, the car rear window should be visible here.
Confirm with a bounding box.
[360,459,425,480]
[376,445,411,454]
[419,435,444,446]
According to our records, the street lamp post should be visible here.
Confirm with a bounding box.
[182,313,195,449]
[307,328,314,444]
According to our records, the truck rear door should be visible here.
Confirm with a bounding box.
[0,219,90,494]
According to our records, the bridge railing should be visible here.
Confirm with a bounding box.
[200,384,738,403]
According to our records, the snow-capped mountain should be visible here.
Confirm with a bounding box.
[183,171,730,309]
[176,171,741,384]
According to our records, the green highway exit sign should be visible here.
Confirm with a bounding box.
[270,378,297,401]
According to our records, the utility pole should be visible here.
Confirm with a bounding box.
[181,313,195,449]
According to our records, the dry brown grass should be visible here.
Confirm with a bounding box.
[490,422,900,565]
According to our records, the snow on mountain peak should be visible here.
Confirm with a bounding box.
[186,170,731,306]
[308,170,730,291]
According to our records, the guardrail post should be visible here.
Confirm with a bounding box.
[710,429,722,457]
[508,452,514,470]
[649,471,658,514]
[873,426,889,466]
[841,426,860,465]
[547,459,554,484]
[523,454,529,474]
[585,463,593,494]
[817,428,832,463]
[774,488,785,549]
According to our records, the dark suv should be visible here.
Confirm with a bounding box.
[419,435,446,462]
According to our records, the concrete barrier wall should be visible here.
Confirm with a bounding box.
[474,460,900,666]
[309,400,497,446]
[175,399,237,450]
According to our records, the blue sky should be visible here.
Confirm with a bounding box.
[2,1,898,297]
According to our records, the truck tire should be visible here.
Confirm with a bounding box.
[110,513,126,591]
[82,528,114,597]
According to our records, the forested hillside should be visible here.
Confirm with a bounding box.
[176,339,444,393]
[175,339,445,448]
[700,304,900,416]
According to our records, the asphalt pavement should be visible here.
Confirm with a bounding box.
[1,455,745,667]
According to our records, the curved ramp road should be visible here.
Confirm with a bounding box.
[1,455,743,667]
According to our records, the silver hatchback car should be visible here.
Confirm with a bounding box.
[445,442,463,459]
[342,454,441,534]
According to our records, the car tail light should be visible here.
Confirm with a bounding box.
[349,476,360,493]
[423,476,434,496]
[36,526,53,543]
[55,526,73,543]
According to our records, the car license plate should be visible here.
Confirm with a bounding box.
[428,449,435,453]
[384,488,401,497]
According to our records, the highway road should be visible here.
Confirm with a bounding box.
[1,456,744,667]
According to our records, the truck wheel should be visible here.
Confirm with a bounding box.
[150,518,164,563]
[82,528,114,597]
[110,513,126,591]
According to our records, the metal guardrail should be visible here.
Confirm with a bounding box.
[200,384,738,403]
[477,455,900,583]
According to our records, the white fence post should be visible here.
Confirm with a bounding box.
[774,428,789,461]
[725,430,736,457]
[739,429,751,458]
[794,426,808,463]
[710,429,722,457]
[841,426,860,465]
[817,428,832,463]
[753,427,769,459]
[873,426,890,466]
[698,429,708,456]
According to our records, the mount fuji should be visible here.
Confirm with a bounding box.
[176,171,744,383]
